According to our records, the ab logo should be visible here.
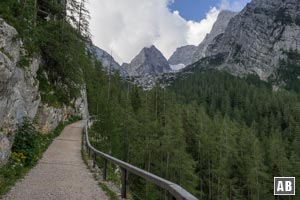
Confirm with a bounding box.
[274,177,295,195]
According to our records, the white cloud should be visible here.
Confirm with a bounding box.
[220,0,251,12]
[87,0,248,64]
[186,7,220,45]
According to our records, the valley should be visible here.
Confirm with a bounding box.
[0,0,300,199]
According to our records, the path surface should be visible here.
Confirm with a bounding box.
[3,121,109,200]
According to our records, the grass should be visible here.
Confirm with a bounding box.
[0,116,80,197]
[99,182,118,200]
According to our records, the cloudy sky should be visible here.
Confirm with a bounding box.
[87,0,250,64]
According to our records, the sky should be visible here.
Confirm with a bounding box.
[87,0,250,64]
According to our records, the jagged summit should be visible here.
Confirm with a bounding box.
[192,10,237,63]
[91,45,127,76]
[122,45,171,77]
[168,10,236,68]
[202,0,300,80]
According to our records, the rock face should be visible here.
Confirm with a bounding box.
[36,87,89,133]
[0,19,41,164]
[91,46,127,76]
[204,0,300,80]
[193,10,237,63]
[168,10,236,67]
[0,133,10,164]
[168,45,198,66]
[0,18,89,165]
[36,104,73,133]
[123,45,171,77]
[0,19,41,134]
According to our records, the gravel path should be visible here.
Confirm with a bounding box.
[2,121,109,200]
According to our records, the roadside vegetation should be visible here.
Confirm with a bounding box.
[0,0,91,107]
[87,68,300,199]
[0,116,80,197]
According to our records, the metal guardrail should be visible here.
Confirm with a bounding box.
[83,118,198,200]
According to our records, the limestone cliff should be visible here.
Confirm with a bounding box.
[203,0,300,80]
[0,18,88,165]
[168,10,236,67]
[193,10,237,63]
[91,45,127,77]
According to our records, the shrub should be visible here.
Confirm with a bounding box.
[12,118,41,166]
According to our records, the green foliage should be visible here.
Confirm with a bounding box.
[85,64,300,199]
[272,49,300,93]
[37,20,86,103]
[130,86,141,113]
[12,118,42,166]
[17,55,31,69]
[0,0,39,53]
[85,68,198,198]
[98,183,118,200]
[0,0,90,106]
[36,66,62,107]
[170,69,300,199]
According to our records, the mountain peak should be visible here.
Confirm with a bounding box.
[203,0,300,80]
[141,45,161,55]
[123,45,171,77]
[168,10,236,67]
[91,45,128,76]
[148,44,157,49]
[218,10,236,17]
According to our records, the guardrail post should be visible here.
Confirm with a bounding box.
[93,152,96,168]
[103,159,107,181]
[121,168,127,199]
[84,134,87,150]
[88,146,91,157]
